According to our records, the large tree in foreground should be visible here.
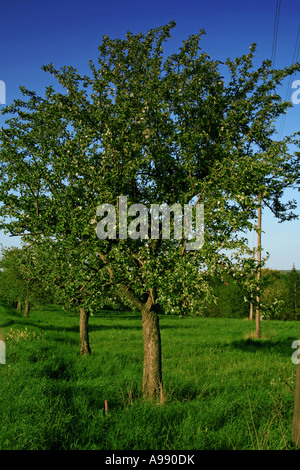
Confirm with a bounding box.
[0,22,299,399]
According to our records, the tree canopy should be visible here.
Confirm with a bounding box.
[0,21,299,398]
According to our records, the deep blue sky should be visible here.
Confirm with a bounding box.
[0,0,299,269]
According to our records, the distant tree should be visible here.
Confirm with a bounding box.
[258,269,286,319]
[284,265,300,320]
[0,244,53,316]
[32,238,124,355]
[205,275,249,318]
[0,245,23,309]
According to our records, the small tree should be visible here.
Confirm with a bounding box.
[0,244,51,316]
[31,236,127,355]
[0,245,23,309]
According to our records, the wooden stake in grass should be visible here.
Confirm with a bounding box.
[105,400,108,415]
[292,331,300,448]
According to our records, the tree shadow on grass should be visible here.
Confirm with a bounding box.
[22,312,195,335]
[25,321,142,335]
[0,302,22,319]
[0,319,15,328]
[228,336,297,359]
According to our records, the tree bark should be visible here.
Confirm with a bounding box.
[79,307,91,355]
[24,298,30,317]
[97,251,163,400]
[292,331,300,447]
[142,299,163,402]
[17,300,22,314]
[255,196,262,338]
[249,248,254,321]
[249,296,253,321]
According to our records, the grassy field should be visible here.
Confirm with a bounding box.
[0,298,299,450]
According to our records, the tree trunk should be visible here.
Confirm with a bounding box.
[24,298,30,317]
[292,331,300,447]
[97,251,163,400]
[79,307,91,355]
[249,248,255,321]
[255,301,260,338]
[255,196,262,338]
[249,297,253,321]
[142,303,163,401]
[17,300,22,314]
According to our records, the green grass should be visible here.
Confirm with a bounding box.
[0,299,299,450]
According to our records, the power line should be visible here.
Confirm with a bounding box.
[271,0,281,67]
[252,2,281,328]
[278,23,300,140]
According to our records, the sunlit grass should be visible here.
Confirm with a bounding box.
[0,299,299,450]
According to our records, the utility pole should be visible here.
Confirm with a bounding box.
[255,195,262,338]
